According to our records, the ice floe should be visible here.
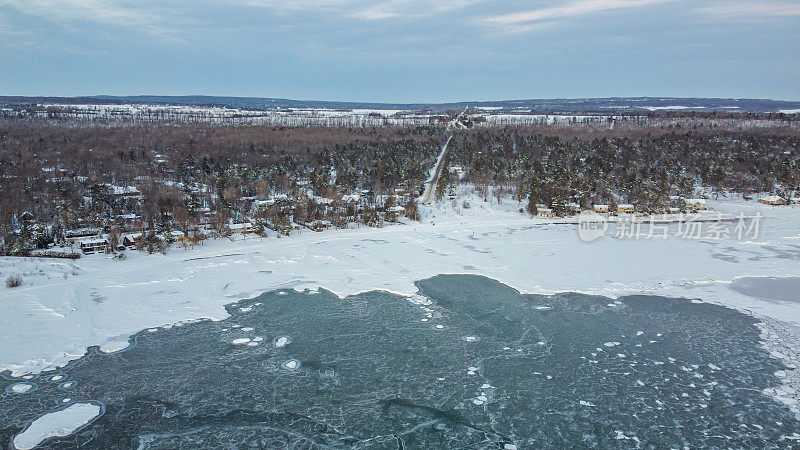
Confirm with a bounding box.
[12,402,102,450]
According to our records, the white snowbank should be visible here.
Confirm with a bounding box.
[12,402,101,450]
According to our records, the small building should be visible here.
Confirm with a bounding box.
[448,166,466,180]
[386,205,406,222]
[617,204,635,214]
[593,204,609,213]
[685,199,708,211]
[65,228,102,244]
[308,220,331,232]
[169,230,185,239]
[229,222,254,234]
[341,193,361,203]
[566,202,581,214]
[79,237,108,254]
[537,206,555,218]
[122,233,142,248]
[759,196,788,206]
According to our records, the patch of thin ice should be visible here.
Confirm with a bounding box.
[407,294,432,306]
[758,321,800,419]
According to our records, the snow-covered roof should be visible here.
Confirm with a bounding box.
[342,194,361,202]
[686,198,706,204]
[229,222,253,230]
[106,184,140,196]
[760,195,786,202]
[80,238,107,245]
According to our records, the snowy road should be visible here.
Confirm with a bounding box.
[419,135,453,204]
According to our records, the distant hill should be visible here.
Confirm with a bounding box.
[2,95,799,113]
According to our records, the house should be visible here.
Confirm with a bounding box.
[79,237,108,254]
[448,166,466,180]
[791,196,800,204]
[593,204,609,213]
[759,196,788,206]
[229,222,254,234]
[685,199,707,211]
[308,220,331,232]
[122,233,142,248]
[65,228,102,244]
[386,205,406,222]
[168,230,185,240]
[617,204,635,214]
[537,205,555,218]
[341,193,361,203]
[106,184,141,198]
[566,202,581,214]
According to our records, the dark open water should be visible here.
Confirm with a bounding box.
[1,275,798,448]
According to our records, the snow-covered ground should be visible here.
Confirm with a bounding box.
[2,190,800,402]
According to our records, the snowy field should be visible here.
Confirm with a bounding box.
[2,191,800,413]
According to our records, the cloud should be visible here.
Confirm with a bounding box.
[350,0,483,20]
[480,0,679,32]
[239,0,482,20]
[0,0,191,37]
[697,1,800,18]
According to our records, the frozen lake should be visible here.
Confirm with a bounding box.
[1,275,798,448]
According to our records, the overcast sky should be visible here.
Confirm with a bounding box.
[1,0,799,102]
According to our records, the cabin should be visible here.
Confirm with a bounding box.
[308,220,332,232]
[79,237,108,254]
[566,202,581,214]
[385,205,406,222]
[685,198,708,211]
[122,233,142,248]
[617,204,635,214]
[593,204,609,213]
[759,196,788,206]
[229,222,254,234]
[448,166,466,180]
[65,228,102,244]
[537,206,555,218]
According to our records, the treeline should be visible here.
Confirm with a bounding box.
[443,125,800,214]
[0,120,442,252]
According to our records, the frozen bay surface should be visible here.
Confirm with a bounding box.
[1,275,798,448]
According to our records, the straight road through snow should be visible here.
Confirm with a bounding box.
[419,134,453,204]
